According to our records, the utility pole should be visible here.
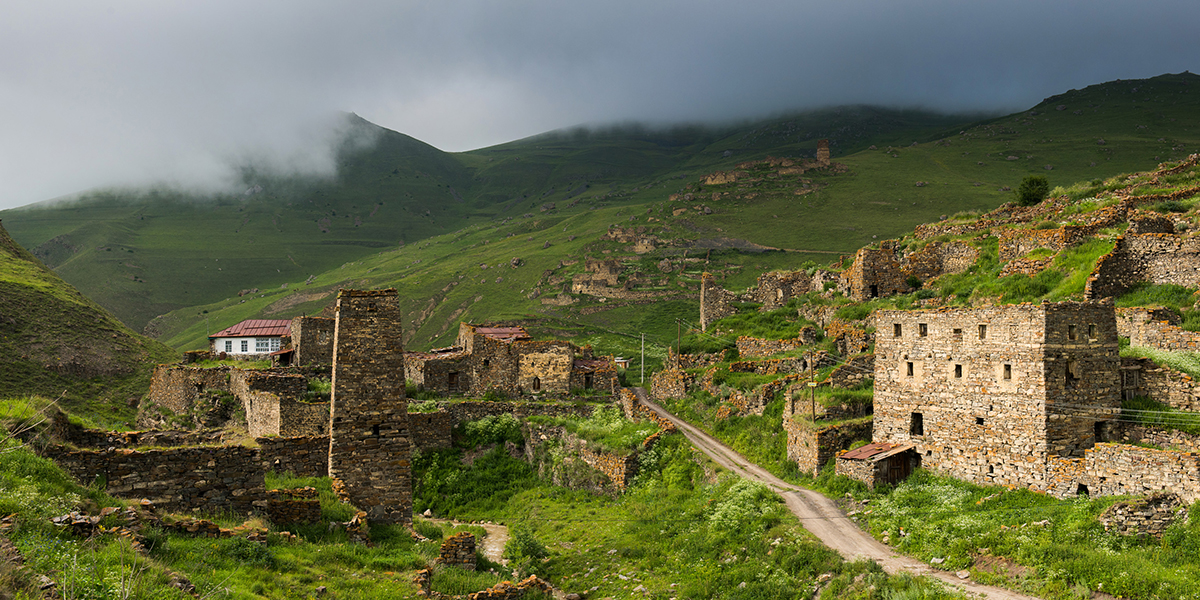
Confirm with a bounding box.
[640,333,645,384]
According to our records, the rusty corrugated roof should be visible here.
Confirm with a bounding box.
[840,442,914,462]
[209,319,291,339]
[474,325,531,342]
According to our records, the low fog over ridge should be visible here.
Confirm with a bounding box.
[1,0,1195,210]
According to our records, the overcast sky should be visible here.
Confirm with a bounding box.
[1,0,1195,210]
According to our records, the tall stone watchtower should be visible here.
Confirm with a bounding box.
[328,288,412,524]
[816,139,830,166]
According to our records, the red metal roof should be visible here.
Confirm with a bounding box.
[840,442,914,462]
[474,326,531,342]
[209,319,291,339]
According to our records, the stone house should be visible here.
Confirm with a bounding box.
[868,300,1123,491]
[404,323,620,398]
[865,300,1200,501]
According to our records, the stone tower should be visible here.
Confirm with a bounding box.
[328,288,412,524]
[816,139,830,166]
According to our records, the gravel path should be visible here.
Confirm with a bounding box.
[633,388,1042,600]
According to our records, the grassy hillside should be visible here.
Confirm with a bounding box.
[0,221,178,425]
[4,73,1199,349]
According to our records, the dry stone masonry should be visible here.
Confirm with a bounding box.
[328,288,413,524]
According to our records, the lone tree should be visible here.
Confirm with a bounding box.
[1017,175,1050,206]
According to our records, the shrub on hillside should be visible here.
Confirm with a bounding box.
[1017,175,1050,206]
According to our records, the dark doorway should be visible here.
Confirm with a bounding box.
[448,372,460,393]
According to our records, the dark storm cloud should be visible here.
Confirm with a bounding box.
[1,0,1194,209]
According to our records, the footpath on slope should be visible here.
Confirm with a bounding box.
[631,388,1042,600]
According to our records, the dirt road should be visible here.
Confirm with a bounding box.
[633,389,1042,600]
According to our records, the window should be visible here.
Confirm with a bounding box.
[224,340,232,352]
[1003,364,1012,380]
[1066,361,1079,389]
[988,465,994,474]
[906,362,914,377]
[256,339,271,352]
[1068,324,1077,340]
[270,338,281,352]
[978,324,987,340]
[482,359,490,368]
[1094,420,1105,441]
[910,413,924,436]
[954,364,963,378]
[1088,324,1097,339]
[532,376,541,392]
[372,424,380,437]
[240,340,248,352]
[919,323,928,337]
[952,328,963,341]
[894,323,902,337]
[975,417,984,426]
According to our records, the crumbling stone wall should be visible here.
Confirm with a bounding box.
[1045,444,1200,503]
[700,273,738,331]
[524,423,642,492]
[753,271,812,310]
[651,369,691,400]
[828,354,875,389]
[783,416,873,474]
[139,365,235,428]
[670,349,723,370]
[291,316,334,366]
[1120,356,1200,411]
[1116,306,1180,339]
[265,488,322,526]
[841,243,910,301]
[816,139,830,165]
[873,301,1121,491]
[329,289,412,524]
[901,241,979,282]
[1099,493,1186,538]
[1107,422,1200,453]
[438,532,477,570]
[826,319,872,356]
[736,333,815,358]
[43,445,265,514]
[997,226,1091,264]
[258,436,329,478]
[229,370,308,437]
[1086,233,1200,300]
[1119,307,1200,352]
[517,344,573,394]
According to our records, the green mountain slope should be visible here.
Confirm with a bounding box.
[4,73,1199,349]
[0,220,178,424]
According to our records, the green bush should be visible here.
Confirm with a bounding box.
[1017,175,1050,206]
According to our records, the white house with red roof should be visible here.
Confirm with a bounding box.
[209,319,291,355]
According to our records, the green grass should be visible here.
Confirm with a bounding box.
[1120,396,1200,437]
[1121,345,1200,379]
[526,407,660,455]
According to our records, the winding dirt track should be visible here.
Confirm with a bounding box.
[633,389,1042,600]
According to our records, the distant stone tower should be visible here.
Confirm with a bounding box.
[328,288,412,524]
[816,139,830,166]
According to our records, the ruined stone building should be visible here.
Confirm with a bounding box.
[865,300,1200,501]
[404,323,619,398]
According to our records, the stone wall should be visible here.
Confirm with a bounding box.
[434,400,601,425]
[438,532,477,570]
[1086,233,1200,300]
[872,301,1121,490]
[997,226,1092,264]
[902,241,979,282]
[524,423,641,492]
[736,335,811,358]
[670,349,723,370]
[1098,493,1186,538]
[651,369,691,400]
[258,436,329,478]
[1121,356,1200,411]
[752,271,812,310]
[1107,422,1200,453]
[265,488,322,527]
[700,273,738,331]
[826,319,872,356]
[139,365,235,428]
[229,370,309,437]
[43,444,265,514]
[1048,443,1200,503]
[1119,307,1200,352]
[1115,306,1180,340]
[409,411,454,450]
[291,316,335,366]
[329,289,412,524]
[783,416,873,474]
[828,354,875,389]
